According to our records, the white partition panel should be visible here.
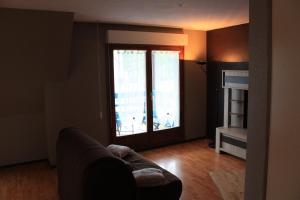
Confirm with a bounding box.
[107,30,188,46]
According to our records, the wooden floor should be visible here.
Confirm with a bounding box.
[0,140,245,200]
[0,161,58,200]
[141,140,245,200]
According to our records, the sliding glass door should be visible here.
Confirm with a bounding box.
[113,50,147,136]
[152,50,180,131]
[109,45,183,149]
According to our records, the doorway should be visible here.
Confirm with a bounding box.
[108,44,184,149]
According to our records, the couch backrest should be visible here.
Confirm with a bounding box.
[56,128,136,200]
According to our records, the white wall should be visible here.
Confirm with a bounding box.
[108,30,188,46]
[267,0,300,199]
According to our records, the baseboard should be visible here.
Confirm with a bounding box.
[137,136,208,152]
[0,159,49,168]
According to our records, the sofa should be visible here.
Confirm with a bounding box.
[56,128,182,200]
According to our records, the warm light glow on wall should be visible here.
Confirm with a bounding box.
[183,30,206,61]
[184,19,248,31]
[207,24,249,62]
[221,53,246,62]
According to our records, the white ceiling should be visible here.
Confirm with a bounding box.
[1,0,249,31]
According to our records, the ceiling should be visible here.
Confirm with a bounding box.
[1,0,249,31]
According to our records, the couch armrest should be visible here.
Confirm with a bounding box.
[84,158,136,199]
[57,127,136,200]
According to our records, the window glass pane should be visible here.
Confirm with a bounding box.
[113,50,147,136]
[152,50,180,131]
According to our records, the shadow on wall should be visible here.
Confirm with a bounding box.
[183,60,207,140]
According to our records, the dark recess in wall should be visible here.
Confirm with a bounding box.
[206,24,249,141]
[206,62,248,140]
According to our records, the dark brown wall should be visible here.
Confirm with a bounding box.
[207,24,249,62]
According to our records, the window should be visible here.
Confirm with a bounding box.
[110,45,183,138]
[152,50,180,131]
[113,50,147,136]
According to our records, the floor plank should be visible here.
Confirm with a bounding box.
[0,140,245,200]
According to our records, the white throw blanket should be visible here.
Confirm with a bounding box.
[107,144,131,158]
[133,168,166,187]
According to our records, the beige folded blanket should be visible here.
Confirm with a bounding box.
[133,168,166,187]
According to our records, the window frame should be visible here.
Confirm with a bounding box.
[108,44,184,149]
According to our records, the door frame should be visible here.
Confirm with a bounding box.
[245,0,272,199]
[107,44,185,150]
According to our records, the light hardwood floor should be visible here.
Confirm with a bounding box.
[141,140,245,200]
[0,140,245,200]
